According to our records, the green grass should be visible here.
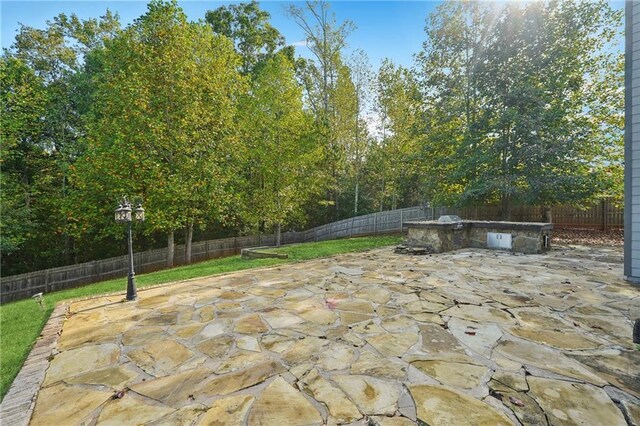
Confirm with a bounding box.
[0,235,401,400]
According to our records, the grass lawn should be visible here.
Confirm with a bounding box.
[0,235,401,401]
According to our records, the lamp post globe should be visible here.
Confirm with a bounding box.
[115,198,143,301]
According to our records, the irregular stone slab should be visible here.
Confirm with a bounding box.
[316,343,356,370]
[367,332,418,357]
[57,321,130,350]
[261,333,296,353]
[334,298,375,313]
[138,311,179,326]
[234,313,269,334]
[405,300,448,314]
[567,349,640,397]
[370,416,415,426]
[528,376,627,426]
[333,375,401,416]
[339,311,374,325]
[237,335,261,352]
[30,383,112,426]
[355,286,391,304]
[131,367,213,406]
[488,379,547,425]
[419,323,470,362]
[122,326,166,346]
[196,335,234,359]
[97,396,174,426]
[510,327,602,350]
[66,365,138,389]
[171,323,204,338]
[351,349,407,379]
[198,305,215,322]
[153,403,208,425]
[409,384,512,426]
[491,370,528,392]
[44,343,120,386]
[301,369,362,423]
[329,265,364,276]
[248,287,287,298]
[411,360,490,389]
[447,318,503,358]
[128,340,194,376]
[198,360,285,397]
[298,307,338,325]
[381,315,420,333]
[441,305,516,326]
[622,400,640,426]
[566,314,633,345]
[262,310,305,328]
[199,321,231,339]
[215,351,266,374]
[247,377,322,425]
[494,338,607,385]
[197,395,254,425]
[351,320,386,335]
[282,336,330,364]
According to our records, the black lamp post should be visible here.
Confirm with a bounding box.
[115,197,145,301]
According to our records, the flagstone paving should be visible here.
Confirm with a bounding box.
[19,245,640,424]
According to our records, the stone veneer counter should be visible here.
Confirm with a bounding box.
[404,220,553,254]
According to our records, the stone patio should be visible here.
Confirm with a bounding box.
[13,245,640,424]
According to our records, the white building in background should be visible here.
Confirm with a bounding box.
[625,1,640,283]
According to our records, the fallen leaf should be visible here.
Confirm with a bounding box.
[464,331,476,336]
[508,396,525,407]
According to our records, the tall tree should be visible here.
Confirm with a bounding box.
[1,11,121,273]
[205,1,291,75]
[73,0,245,266]
[239,53,320,245]
[371,59,423,211]
[417,0,623,219]
[287,1,356,221]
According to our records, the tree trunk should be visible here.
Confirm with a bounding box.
[185,222,193,265]
[501,195,512,221]
[542,206,552,223]
[276,223,281,247]
[354,182,359,216]
[167,231,174,268]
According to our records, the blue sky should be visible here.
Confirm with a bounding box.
[1,1,439,70]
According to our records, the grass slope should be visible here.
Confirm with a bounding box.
[0,235,400,400]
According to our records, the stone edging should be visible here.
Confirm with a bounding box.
[0,302,68,426]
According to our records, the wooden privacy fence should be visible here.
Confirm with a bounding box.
[452,199,623,230]
[0,206,431,304]
[0,200,623,304]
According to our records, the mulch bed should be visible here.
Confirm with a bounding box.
[553,228,623,247]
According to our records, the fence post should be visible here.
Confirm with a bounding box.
[400,209,403,231]
[602,199,607,231]
[374,214,377,235]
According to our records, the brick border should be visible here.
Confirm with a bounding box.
[0,303,68,425]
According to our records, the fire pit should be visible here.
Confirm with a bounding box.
[404,216,552,254]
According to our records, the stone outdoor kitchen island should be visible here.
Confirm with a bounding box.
[6,243,638,425]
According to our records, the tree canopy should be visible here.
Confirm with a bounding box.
[0,0,624,274]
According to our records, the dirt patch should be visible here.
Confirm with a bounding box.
[553,228,623,247]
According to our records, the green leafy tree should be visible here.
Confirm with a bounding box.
[239,54,321,245]
[74,0,245,265]
[1,12,121,273]
[370,59,423,211]
[418,0,623,219]
[205,1,290,75]
[288,1,356,221]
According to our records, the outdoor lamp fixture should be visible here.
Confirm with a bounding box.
[115,197,145,301]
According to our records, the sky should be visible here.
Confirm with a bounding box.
[1,1,440,70]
